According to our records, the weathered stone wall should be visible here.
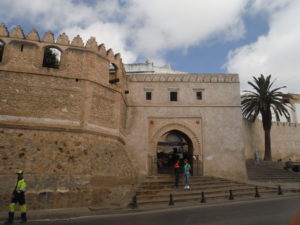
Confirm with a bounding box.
[0,24,135,210]
[0,127,135,210]
[126,74,247,181]
[243,119,300,161]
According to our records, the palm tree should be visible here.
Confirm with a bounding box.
[241,74,293,161]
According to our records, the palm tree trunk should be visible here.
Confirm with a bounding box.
[264,129,272,161]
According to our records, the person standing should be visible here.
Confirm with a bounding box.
[174,160,180,187]
[6,170,27,224]
[254,150,260,165]
[183,159,191,190]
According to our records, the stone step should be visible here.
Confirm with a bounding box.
[136,189,279,207]
[138,182,252,194]
[141,176,232,183]
[246,160,300,182]
[133,173,300,208]
[137,186,275,200]
[139,179,235,189]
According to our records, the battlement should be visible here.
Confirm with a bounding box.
[0,24,125,88]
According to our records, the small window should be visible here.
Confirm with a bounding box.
[109,63,117,78]
[146,92,152,100]
[43,47,61,69]
[196,91,202,100]
[109,63,120,84]
[170,92,177,101]
[0,41,4,62]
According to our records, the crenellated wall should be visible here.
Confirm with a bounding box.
[243,119,300,161]
[0,24,135,210]
[1,23,300,211]
[0,24,126,88]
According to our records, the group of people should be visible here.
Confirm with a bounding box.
[174,159,191,189]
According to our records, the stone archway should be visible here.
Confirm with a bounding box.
[150,123,202,176]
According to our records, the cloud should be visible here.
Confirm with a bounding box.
[63,22,137,63]
[125,0,247,62]
[0,0,249,65]
[0,0,136,62]
[225,0,300,93]
[0,0,122,29]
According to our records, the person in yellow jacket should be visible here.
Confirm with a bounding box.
[6,170,27,224]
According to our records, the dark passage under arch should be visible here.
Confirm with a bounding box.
[156,129,194,174]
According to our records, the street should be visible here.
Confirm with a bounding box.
[28,196,300,225]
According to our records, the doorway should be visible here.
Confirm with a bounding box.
[156,130,194,174]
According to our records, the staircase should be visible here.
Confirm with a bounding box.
[246,160,300,182]
[133,175,278,208]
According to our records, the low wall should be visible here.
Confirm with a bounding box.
[243,119,300,161]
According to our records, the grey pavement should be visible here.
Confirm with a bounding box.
[1,195,300,224]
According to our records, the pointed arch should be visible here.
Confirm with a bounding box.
[42,46,62,69]
[150,123,201,156]
[0,39,4,62]
[109,63,119,84]
[149,122,203,175]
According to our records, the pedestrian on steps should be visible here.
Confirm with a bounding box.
[174,160,180,188]
[6,170,27,224]
[184,159,191,190]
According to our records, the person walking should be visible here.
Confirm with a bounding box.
[6,170,27,224]
[254,150,260,165]
[183,159,191,190]
[174,160,180,187]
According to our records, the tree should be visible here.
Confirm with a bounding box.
[241,74,293,161]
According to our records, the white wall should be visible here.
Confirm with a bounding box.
[126,73,247,181]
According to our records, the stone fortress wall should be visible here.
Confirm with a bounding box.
[0,24,136,210]
[1,23,300,210]
[125,73,247,181]
[243,119,300,161]
[243,94,300,161]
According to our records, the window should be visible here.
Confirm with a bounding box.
[0,41,4,62]
[196,91,202,100]
[109,63,117,78]
[109,63,120,84]
[43,47,61,69]
[193,88,204,100]
[146,91,152,100]
[170,92,177,101]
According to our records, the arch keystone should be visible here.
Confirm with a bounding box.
[71,35,84,47]
[43,31,55,43]
[26,29,40,41]
[0,23,9,36]
[10,26,25,39]
[85,37,98,50]
[56,32,70,45]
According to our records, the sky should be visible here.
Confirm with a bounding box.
[0,0,299,93]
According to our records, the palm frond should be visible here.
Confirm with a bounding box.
[241,74,292,124]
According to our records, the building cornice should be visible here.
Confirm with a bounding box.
[126,73,239,83]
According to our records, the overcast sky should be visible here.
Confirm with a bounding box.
[0,0,299,93]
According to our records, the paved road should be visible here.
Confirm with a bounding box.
[28,196,300,225]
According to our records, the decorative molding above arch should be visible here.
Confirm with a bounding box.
[150,122,201,157]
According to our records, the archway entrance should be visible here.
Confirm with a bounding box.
[156,130,193,174]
